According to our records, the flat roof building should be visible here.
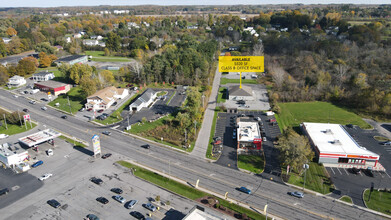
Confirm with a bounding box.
[34,80,71,96]
[302,122,380,169]
[0,143,30,171]
[183,205,234,220]
[54,55,88,66]
[19,129,61,148]
[236,118,262,153]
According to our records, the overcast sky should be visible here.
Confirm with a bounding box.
[2,0,390,8]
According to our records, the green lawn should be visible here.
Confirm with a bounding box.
[0,122,37,135]
[128,115,174,134]
[117,161,266,220]
[237,154,265,174]
[286,162,334,194]
[48,87,85,114]
[58,135,88,148]
[276,102,371,131]
[340,195,353,204]
[166,91,176,105]
[85,51,132,62]
[206,110,219,160]
[364,189,391,215]
[220,78,258,85]
[217,87,227,103]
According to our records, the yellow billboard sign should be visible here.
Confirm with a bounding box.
[219,56,264,72]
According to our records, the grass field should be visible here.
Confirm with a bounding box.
[128,115,174,134]
[85,51,132,62]
[276,102,371,131]
[117,161,266,220]
[48,87,85,114]
[58,135,88,148]
[206,109,219,160]
[217,87,227,103]
[0,122,36,135]
[220,78,258,85]
[364,189,391,215]
[286,162,334,194]
[237,154,265,174]
[340,195,353,204]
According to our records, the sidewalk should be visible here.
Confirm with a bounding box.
[190,67,221,159]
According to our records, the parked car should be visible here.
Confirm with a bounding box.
[141,144,150,149]
[113,195,126,204]
[381,141,391,146]
[102,113,109,117]
[47,199,61,208]
[125,200,138,209]
[39,173,53,181]
[364,168,374,177]
[23,108,29,112]
[31,160,43,168]
[86,214,100,220]
[237,186,251,194]
[0,134,9,139]
[288,191,304,198]
[237,100,246,104]
[102,131,111,136]
[0,188,9,196]
[130,211,145,219]
[79,108,85,112]
[101,153,112,159]
[346,124,354,128]
[111,188,123,194]
[143,203,157,212]
[41,106,47,111]
[350,167,361,175]
[96,197,109,204]
[90,177,103,185]
[61,115,67,119]
[112,102,117,106]
[87,108,93,112]
[98,109,104,113]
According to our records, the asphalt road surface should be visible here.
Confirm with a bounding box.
[0,88,388,220]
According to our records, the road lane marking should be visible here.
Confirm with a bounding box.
[337,168,343,175]
[385,172,391,178]
[344,169,349,175]
[330,167,335,175]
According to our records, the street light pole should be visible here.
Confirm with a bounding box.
[303,163,309,192]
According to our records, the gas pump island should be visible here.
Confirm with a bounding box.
[219,56,264,88]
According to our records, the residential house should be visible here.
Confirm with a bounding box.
[85,86,129,110]
[129,88,157,112]
[90,35,103,40]
[83,40,99,46]
[228,85,254,101]
[2,37,11,44]
[73,33,82,38]
[32,71,55,81]
[7,75,26,87]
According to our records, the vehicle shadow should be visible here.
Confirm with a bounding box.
[73,146,94,156]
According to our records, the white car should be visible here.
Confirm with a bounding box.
[0,134,9,139]
[41,106,47,111]
[29,100,36,105]
[39,173,53,181]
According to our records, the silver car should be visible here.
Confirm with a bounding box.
[125,200,138,209]
[113,195,126,204]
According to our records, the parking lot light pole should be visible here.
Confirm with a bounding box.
[303,163,309,192]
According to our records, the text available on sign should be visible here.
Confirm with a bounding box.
[219,56,264,72]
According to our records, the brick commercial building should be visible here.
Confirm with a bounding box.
[34,80,71,96]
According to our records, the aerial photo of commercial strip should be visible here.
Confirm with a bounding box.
[0,2,391,220]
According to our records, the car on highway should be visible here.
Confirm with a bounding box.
[41,98,49,102]
[23,108,29,112]
[0,134,9,139]
[31,160,43,168]
[39,173,53,181]
[41,106,47,111]
[29,100,37,104]
[0,188,9,196]
[102,131,111,136]
[47,199,61,208]
[90,177,103,185]
[113,195,126,204]
[96,197,109,204]
[141,144,150,149]
[143,203,157,212]
[86,214,100,220]
[237,186,251,194]
[288,191,304,198]
[111,188,123,194]
[130,211,145,219]
[61,115,67,119]
[125,200,138,209]
[101,153,112,159]
[13,95,18,98]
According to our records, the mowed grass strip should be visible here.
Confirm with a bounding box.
[0,123,37,135]
[58,135,88,148]
[117,161,266,220]
[237,154,265,174]
[220,78,258,85]
[277,101,371,130]
[286,162,334,194]
[364,189,391,215]
[217,87,227,103]
[128,115,174,134]
[206,110,219,160]
[340,195,353,204]
[48,87,85,114]
[85,51,132,62]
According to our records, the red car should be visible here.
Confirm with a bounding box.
[87,108,93,112]
[98,109,104,113]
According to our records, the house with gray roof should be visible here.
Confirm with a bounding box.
[129,88,157,112]
[32,71,55,81]
[54,55,88,66]
[228,85,254,101]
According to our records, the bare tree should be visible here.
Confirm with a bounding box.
[129,60,143,81]
[270,64,286,89]
[252,42,264,56]
[334,63,349,86]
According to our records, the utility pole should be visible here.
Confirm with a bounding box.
[67,96,72,115]
[194,120,197,137]
[303,163,309,192]
[17,110,22,126]
[3,114,7,130]
[184,129,187,143]
[168,160,171,180]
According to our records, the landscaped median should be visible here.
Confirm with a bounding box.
[237,154,265,174]
[364,189,391,215]
[117,160,267,220]
[339,195,353,204]
[206,108,220,160]
[58,135,88,148]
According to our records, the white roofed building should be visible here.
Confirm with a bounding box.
[236,118,262,154]
[302,122,380,169]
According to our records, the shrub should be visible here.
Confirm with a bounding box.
[155,195,160,201]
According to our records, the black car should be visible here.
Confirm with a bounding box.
[47,199,61,208]
[364,168,374,177]
[346,124,354,128]
[102,131,111,136]
[23,108,29,112]
[237,100,246,104]
[350,167,361,175]
[101,153,112,159]
[130,211,145,220]
[111,188,123,194]
[141,144,150,149]
[96,197,109,204]
[0,188,9,196]
[90,177,103,185]
[61,115,67,119]
[86,214,100,220]
[41,98,49,102]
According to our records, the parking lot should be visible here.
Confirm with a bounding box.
[221,84,270,111]
[213,111,282,182]
[0,134,199,220]
[326,125,391,206]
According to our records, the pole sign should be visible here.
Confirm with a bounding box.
[91,134,101,156]
[23,114,30,120]
[219,56,264,72]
